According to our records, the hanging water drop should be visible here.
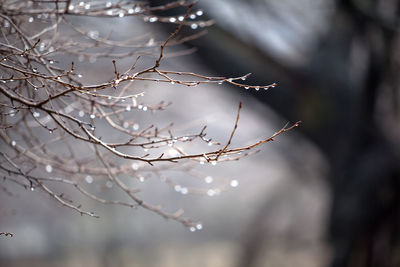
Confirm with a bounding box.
[90,114,95,119]
[85,175,93,184]
[169,17,176,23]
[45,165,53,173]
[174,185,181,192]
[230,180,239,187]
[204,176,213,184]
[181,187,188,194]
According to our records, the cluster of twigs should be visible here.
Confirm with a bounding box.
[0,0,297,229]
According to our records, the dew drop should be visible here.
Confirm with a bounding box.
[33,112,40,118]
[131,163,139,171]
[208,142,212,146]
[132,123,139,131]
[78,110,84,117]
[90,114,95,119]
[106,1,112,7]
[142,106,148,111]
[49,60,54,64]
[196,10,203,16]
[32,68,37,73]
[190,227,196,232]
[244,86,250,90]
[106,180,113,188]
[68,4,74,11]
[196,223,203,230]
[207,189,215,196]
[169,17,176,23]
[139,176,145,182]
[149,17,158,23]
[174,185,181,192]
[181,187,188,194]
[204,176,213,184]
[178,16,184,21]
[190,24,198,30]
[211,161,217,166]
[189,14,196,19]
[84,3,90,9]
[77,73,83,78]
[28,17,34,23]
[128,8,134,14]
[79,1,84,6]
[85,175,93,184]
[119,12,125,18]
[230,180,239,187]
[255,86,260,91]
[45,164,53,173]
[126,105,131,111]
[123,121,129,128]
[11,140,16,146]
[30,186,35,191]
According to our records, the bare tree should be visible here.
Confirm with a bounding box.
[0,0,297,231]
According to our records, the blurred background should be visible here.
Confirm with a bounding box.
[1,0,400,266]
